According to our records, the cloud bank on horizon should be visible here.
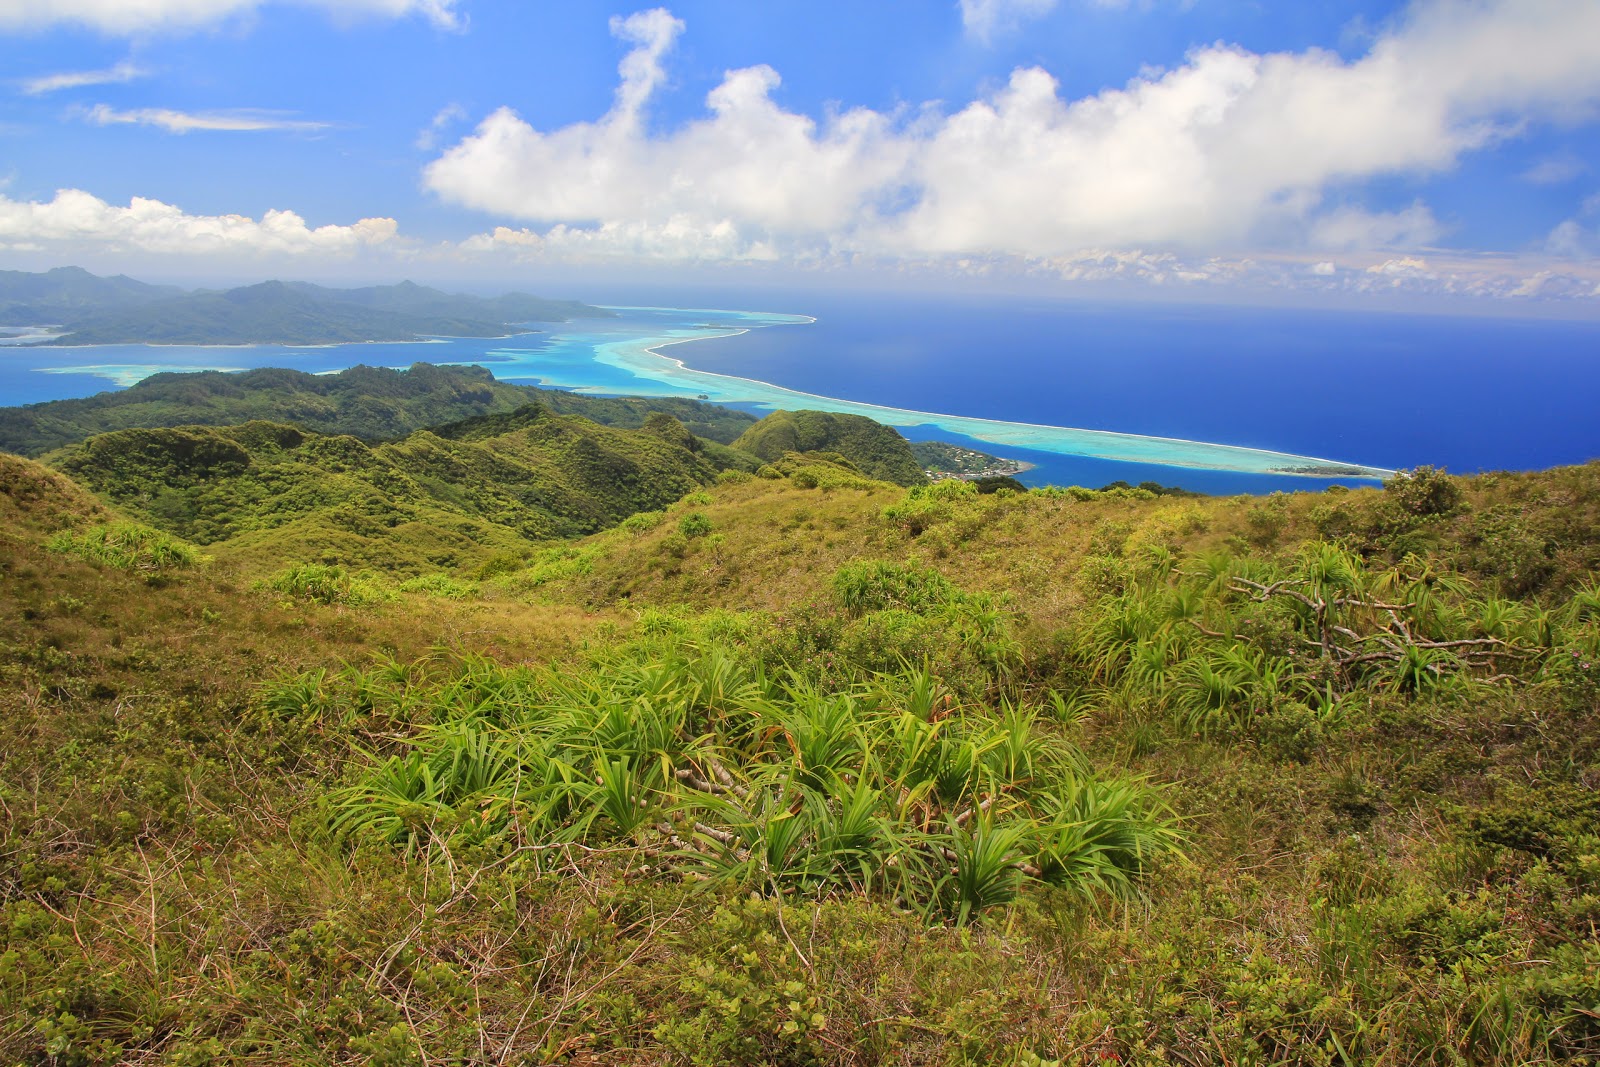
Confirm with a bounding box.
[0,188,397,255]
[1,0,1599,304]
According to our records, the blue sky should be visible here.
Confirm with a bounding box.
[2,0,1599,309]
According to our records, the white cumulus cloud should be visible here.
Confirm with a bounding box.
[958,0,1058,41]
[80,104,331,133]
[1547,219,1597,258]
[0,0,462,34]
[425,8,913,242]
[1307,203,1442,251]
[415,103,466,150]
[20,60,147,95]
[0,188,398,255]
[423,0,1600,266]
[1545,191,1600,258]
[1521,155,1587,185]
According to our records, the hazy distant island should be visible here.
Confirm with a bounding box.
[0,266,612,347]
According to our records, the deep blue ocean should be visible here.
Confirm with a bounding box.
[3,287,1597,495]
[649,289,1600,493]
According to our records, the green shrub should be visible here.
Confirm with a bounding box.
[839,609,944,673]
[45,521,203,573]
[619,510,666,535]
[471,550,527,578]
[1385,465,1464,518]
[679,512,714,538]
[1244,495,1289,547]
[500,544,598,590]
[660,533,690,559]
[833,559,957,616]
[259,563,394,606]
[398,573,480,600]
[1073,554,1133,599]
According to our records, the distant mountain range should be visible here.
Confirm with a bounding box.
[0,266,612,346]
[0,265,183,323]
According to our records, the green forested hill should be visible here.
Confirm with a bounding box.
[732,408,928,485]
[43,408,733,572]
[4,417,1600,1066]
[0,362,760,456]
[432,382,760,447]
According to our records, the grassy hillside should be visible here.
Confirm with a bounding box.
[0,363,760,457]
[3,426,1599,1065]
[733,409,929,487]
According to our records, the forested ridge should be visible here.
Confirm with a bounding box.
[2,377,1598,1064]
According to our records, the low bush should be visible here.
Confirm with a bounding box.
[678,511,713,538]
[45,521,203,574]
[397,573,480,599]
[259,563,395,606]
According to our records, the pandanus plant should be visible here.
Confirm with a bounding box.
[328,723,530,855]
[937,813,1030,927]
[775,688,866,789]
[324,652,1184,925]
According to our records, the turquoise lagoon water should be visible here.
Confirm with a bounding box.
[458,306,1390,483]
[1,303,1411,486]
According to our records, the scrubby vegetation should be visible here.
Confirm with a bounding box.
[3,394,1600,1065]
